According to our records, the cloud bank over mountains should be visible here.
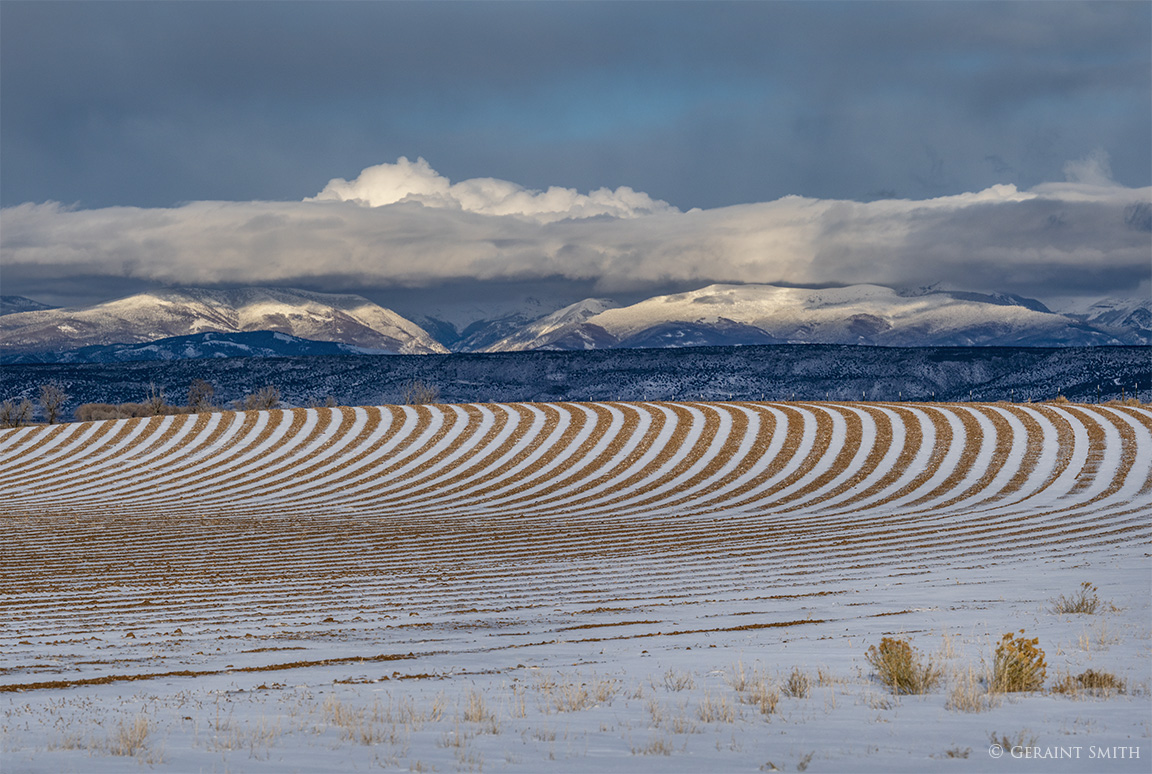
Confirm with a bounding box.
[2,155,1148,307]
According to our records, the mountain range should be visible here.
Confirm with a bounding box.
[1,284,1147,363]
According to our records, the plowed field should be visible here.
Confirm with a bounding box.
[2,401,1149,772]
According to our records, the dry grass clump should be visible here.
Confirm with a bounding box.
[323,697,382,745]
[1051,669,1126,697]
[864,637,943,695]
[1050,582,1101,615]
[746,681,780,716]
[108,715,150,757]
[991,631,1046,693]
[782,667,811,699]
[724,662,779,716]
[663,669,695,692]
[696,692,737,723]
[990,729,1037,752]
[632,736,675,755]
[946,665,997,713]
[541,675,619,713]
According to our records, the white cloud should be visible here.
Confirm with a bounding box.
[2,159,1148,305]
[309,157,676,223]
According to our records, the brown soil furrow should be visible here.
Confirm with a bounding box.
[606,402,747,514]
[765,404,866,511]
[2,417,143,490]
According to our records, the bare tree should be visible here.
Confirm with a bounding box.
[243,385,280,411]
[187,379,216,412]
[143,383,168,416]
[402,380,440,405]
[38,382,69,424]
[0,398,34,428]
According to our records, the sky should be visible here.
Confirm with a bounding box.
[1,1,1149,318]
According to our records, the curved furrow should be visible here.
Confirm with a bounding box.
[693,405,820,516]
[471,403,649,516]
[40,411,278,511]
[261,406,399,506]
[0,418,131,487]
[1,402,1147,531]
[307,404,516,512]
[423,402,587,512]
[268,405,442,508]
[414,403,599,515]
[0,421,88,470]
[541,402,715,517]
[601,402,744,517]
[775,403,880,513]
[24,413,211,503]
[360,404,553,513]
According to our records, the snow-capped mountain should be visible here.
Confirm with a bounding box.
[484,284,1134,350]
[485,298,620,352]
[0,295,57,316]
[3,283,1146,362]
[1068,297,1152,343]
[0,287,448,356]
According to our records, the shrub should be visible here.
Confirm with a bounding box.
[243,385,281,411]
[402,380,440,405]
[865,637,943,695]
[991,631,1046,692]
[187,379,216,412]
[1052,669,1125,697]
[1050,582,1101,615]
[143,383,168,416]
[74,403,122,422]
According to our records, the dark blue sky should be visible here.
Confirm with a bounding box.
[3,1,1149,210]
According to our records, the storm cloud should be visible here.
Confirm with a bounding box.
[3,157,1147,308]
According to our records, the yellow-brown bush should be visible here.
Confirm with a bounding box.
[864,637,943,695]
[991,631,1046,692]
[1052,669,1125,696]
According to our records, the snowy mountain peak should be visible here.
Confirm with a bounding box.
[0,287,448,355]
[1070,296,1152,336]
[485,298,620,352]
[486,283,1141,350]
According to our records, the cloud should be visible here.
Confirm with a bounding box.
[2,159,1148,307]
[1063,148,1116,187]
[309,157,676,223]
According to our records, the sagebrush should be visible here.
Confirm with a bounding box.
[865,637,943,695]
[991,631,1046,692]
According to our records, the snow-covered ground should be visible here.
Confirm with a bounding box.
[2,401,1149,772]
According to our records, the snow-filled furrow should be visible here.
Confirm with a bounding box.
[539,403,713,517]
[10,415,170,496]
[2,402,1147,531]
[0,418,126,485]
[597,403,740,517]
